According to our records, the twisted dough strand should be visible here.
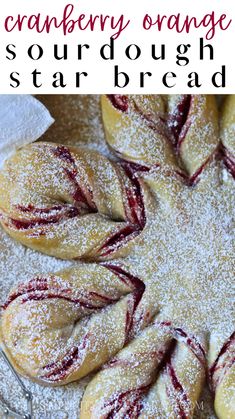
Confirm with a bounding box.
[0,97,234,417]
[0,263,153,385]
[81,320,207,419]
[0,143,154,260]
[102,94,219,185]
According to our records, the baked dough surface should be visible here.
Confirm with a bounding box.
[0,95,234,418]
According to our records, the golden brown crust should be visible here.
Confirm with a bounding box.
[36,95,105,147]
[0,264,153,385]
[0,95,234,417]
[101,94,219,182]
[81,320,206,419]
[0,142,154,261]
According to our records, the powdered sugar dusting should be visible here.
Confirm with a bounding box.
[37,95,112,158]
[0,95,234,418]
[122,159,234,334]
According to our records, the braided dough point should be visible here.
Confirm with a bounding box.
[80,322,172,419]
[101,94,219,182]
[0,264,149,385]
[101,95,178,170]
[142,341,205,418]
[167,95,219,177]
[0,142,154,260]
[81,320,206,419]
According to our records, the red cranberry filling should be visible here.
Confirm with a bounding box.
[17,204,63,214]
[53,145,76,165]
[63,167,96,211]
[107,95,129,112]
[2,277,49,309]
[121,162,146,229]
[174,327,206,365]
[102,385,150,419]
[157,321,206,365]
[98,162,147,257]
[103,264,146,343]
[223,147,235,179]
[209,331,235,390]
[8,205,80,231]
[53,145,97,211]
[41,334,90,382]
[2,265,145,383]
[2,277,118,310]
[188,158,209,186]
[103,264,145,292]
[166,360,188,419]
[9,217,61,230]
[167,95,192,149]
[99,225,140,257]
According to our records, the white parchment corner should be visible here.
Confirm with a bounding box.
[0,94,54,168]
